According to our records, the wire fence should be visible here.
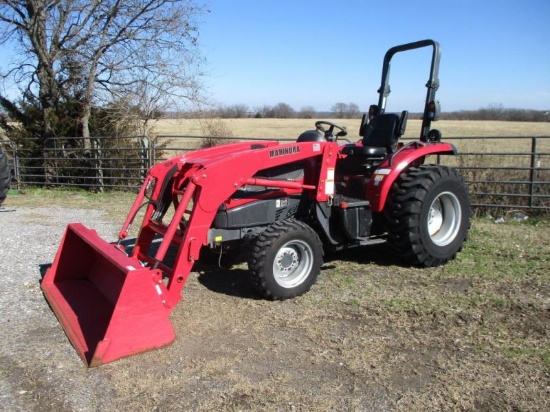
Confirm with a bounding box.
[1,134,549,211]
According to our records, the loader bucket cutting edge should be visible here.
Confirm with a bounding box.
[42,223,176,367]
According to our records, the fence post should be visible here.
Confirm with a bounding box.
[529,136,537,208]
[92,138,104,192]
[13,145,20,189]
[140,137,150,179]
[151,137,157,166]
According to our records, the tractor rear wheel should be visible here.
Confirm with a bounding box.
[0,149,10,206]
[384,164,471,267]
[249,219,323,300]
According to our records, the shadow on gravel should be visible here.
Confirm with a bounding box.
[38,263,51,280]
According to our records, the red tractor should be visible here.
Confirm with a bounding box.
[42,39,470,366]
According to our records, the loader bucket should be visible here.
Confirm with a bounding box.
[42,223,175,367]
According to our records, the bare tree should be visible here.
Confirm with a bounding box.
[269,102,295,118]
[299,105,316,119]
[0,0,206,145]
[478,103,505,120]
[253,105,272,118]
[217,104,249,118]
[331,102,348,119]
[347,102,360,119]
[100,77,165,138]
[0,1,64,180]
[331,102,360,119]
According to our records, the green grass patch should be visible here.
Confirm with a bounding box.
[438,218,550,282]
[504,346,550,368]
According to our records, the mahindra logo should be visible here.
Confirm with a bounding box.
[269,146,301,158]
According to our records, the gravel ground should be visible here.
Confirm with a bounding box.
[0,206,119,411]
[1,205,392,411]
[0,205,402,411]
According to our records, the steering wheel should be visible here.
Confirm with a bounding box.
[315,120,348,142]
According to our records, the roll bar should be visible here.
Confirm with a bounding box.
[376,39,441,142]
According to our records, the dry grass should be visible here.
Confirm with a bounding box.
[4,190,550,411]
[150,118,550,162]
[151,118,550,139]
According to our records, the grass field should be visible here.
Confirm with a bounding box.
[3,189,549,411]
[151,118,550,139]
[149,118,550,161]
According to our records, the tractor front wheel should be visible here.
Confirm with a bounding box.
[249,219,323,300]
[384,165,471,267]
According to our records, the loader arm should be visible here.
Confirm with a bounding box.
[131,140,339,306]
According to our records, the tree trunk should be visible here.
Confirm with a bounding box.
[30,1,58,184]
[37,67,56,184]
[80,63,101,191]
[81,103,93,154]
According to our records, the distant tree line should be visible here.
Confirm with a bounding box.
[440,104,548,122]
[213,102,363,119]
[212,102,548,122]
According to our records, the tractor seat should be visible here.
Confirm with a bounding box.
[362,111,407,153]
[339,111,408,173]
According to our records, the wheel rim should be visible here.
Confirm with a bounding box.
[272,239,314,288]
[427,191,462,247]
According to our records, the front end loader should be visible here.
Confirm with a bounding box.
[42,39,471,366]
